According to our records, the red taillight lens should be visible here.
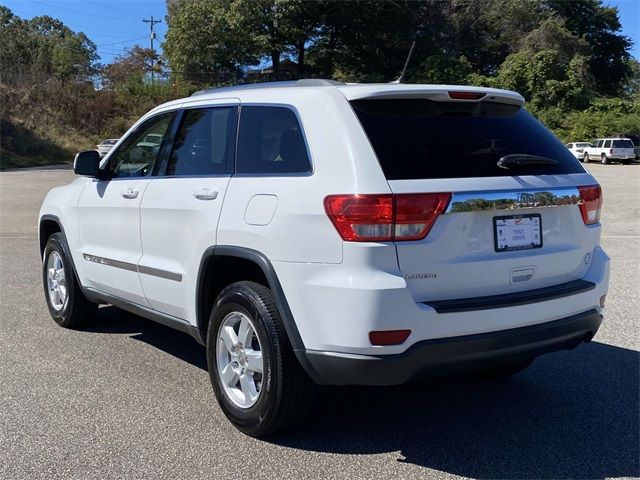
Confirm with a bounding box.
[448,91,486,100]
[609,148,613,154]
[324,193,451,242]
[369,329,411,346]
[578,185,602,225]
[323,194,393,241]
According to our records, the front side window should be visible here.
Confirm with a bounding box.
[109,113,174,178]
[166,107,237,176]
[236,106,311,175]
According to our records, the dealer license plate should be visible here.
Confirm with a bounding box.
[494,214,542,252]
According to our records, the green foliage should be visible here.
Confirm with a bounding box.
[0,8,98,83]
[1,1,638,167]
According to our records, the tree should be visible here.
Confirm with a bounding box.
[545,0,632,95]
[0,7,97,83]
[103,46,163,88]
[164,0,260,84]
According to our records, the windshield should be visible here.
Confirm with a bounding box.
[350,99,583,179]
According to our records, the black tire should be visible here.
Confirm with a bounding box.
[475,359,533,378]
[601,153,609,165]
[582,153,590,163]
[207,281,314,437]
[42,232,98,328]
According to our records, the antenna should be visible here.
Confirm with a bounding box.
[390,41,416,84]
[142,15,161,84]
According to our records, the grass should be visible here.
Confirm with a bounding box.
[0,118,97,169]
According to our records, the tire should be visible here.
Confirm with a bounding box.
[476,359,533,378]
[582,153,589,163]
[42,232,98,328]
[207,281,314,437]
[601,153,609,165]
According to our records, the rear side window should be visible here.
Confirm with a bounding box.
[350,99,583,180]
[166,107,236,176]
[612,139,634,148]
[236,106,311,175]
[603,140,611,148]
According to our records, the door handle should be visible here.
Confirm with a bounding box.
[193,188,218,201]
[121,188,139,199]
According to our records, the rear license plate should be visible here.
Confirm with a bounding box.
[494,214,542,252]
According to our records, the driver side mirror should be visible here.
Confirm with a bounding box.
[74,150,101,177]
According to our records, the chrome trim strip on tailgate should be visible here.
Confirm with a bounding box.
[444,186,582,214]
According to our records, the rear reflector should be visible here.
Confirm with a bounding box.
[324,193,451,242]
[369,330,411,346]
[578,185,602,225]
[448,91,486,100]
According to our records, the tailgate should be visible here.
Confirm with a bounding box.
[388,178,599,301]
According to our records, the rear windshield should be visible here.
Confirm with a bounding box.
[612,139,634,148]
[350,99,583,179]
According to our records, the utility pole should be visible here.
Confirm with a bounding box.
[142,15,161,84]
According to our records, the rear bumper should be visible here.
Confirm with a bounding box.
[300,309,602,386]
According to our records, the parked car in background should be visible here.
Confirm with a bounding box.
[96,139,119,158]
[583,138,636,164]
[565,142,592,162]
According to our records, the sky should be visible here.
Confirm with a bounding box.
[2,0,639,65]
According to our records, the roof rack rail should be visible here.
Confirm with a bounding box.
[190,79,343,97]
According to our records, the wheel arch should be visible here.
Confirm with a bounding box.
[39,214,85,291]
[195,246,306,353]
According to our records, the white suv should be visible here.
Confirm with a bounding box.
[39,80,609,437]
[583,138,636,164]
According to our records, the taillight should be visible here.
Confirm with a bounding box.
[448,91,486,100]
[578,185,602,225]
[324,193,451,242]
[609,148,614,154]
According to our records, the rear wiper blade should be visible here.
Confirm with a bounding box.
[497,154,559,169]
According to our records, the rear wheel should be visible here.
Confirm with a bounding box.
[582,153,590,163]
[601,153,609,165]
[207,281,314,437]
[42,233,97,328]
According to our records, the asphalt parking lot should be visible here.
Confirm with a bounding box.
[0,163,638,479]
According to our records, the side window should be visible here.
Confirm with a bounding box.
[166,107,236,176]
[236,106,311,175]
[594,140,602,148]
[566,144,572,148]
[109,113,174,178]
[603,140,611,148]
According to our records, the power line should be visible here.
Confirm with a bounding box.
[27,0,139,22]
[87,1,148,18]
[97,36,148,47]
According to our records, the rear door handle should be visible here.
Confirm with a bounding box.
[121,188,139,199]
[193,188,218,201]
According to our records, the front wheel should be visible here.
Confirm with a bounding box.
[42,233,97,328]
[582,153,590,163]
[207,281,314,437]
